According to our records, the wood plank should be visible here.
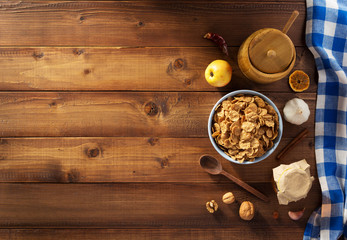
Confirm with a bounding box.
[0,1,317,238]
[0,137,315,183]
[0,92,316,138]
[0,227,306,240]
[0,47,316,92]
[0,183,321,228]
[0,1,306,47]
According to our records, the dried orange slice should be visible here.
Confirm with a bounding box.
[289,70,310,92]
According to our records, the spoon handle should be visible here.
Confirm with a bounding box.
[221,170,269,202]
[282,10,299,34]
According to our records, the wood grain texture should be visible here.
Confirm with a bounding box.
[0,47,316,91]
[0,0,318,238]
[0,137,315,183]
[0,1,306,47]
[0,228,306,240]
[0,183,320,228]
[0,92,316,137]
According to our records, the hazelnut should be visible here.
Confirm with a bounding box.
[222,192,235,204]
[239,201,254,220]
[206,200,218,213]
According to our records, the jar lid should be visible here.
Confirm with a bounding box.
[248,28,294,74]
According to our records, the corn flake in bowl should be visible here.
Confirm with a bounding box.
[208,90,283,164]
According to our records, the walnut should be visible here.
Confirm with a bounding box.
[222,192,235,204]
[239,201,254,220]
[206,200,218,213]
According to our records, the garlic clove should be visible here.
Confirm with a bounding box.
[288,208,305,220]
[283,98,310,125]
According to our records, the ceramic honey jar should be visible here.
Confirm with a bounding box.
[238,11,299,84]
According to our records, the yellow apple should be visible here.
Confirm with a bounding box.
[205,60,232,87]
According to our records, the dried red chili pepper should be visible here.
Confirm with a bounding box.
[204,32,229,56]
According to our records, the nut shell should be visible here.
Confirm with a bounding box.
[222,192,235,204]
[239,201,255,220]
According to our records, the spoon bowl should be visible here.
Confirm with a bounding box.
[199,155,269,202]
[199,155,223,175]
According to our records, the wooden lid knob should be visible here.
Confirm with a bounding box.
[267,50,277,58]
[248,28,294,74]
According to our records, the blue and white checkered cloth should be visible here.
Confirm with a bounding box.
[304,0,347,239]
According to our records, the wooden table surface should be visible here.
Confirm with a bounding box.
[0,1,320,239]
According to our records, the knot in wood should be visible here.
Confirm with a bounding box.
[73,49,84,55]
[87,148,100,158]
[161,158,169,167]
[32,52,44,59]
[184,78,192,86]
[137,21,144,27]
[148,137,159,146]
[173,58,185,70]
[308,140,313,148]
[67,169,80,183]
[144,102,158,116]
[156,157,169,168]
[49,101,57,107]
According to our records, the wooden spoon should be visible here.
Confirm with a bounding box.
[199,155,269,202]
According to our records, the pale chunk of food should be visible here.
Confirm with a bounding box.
[216,108,225,121]
[240,131,252,141]
[239,201,255,220]
[231,120,241,136]
[245,111,258,122]
[211,94,279,163]
[266,105,276,115]
[239,140,251,149]
[265,119,275,128]
[266,128,273,138]
[245,102,257,113]
[226,110,240,122]
[241,121,256,133]
[273,159,314,205]
[258,107,267,116]
[254,96,266,107]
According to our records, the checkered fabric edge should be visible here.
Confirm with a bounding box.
[304,0,347,239]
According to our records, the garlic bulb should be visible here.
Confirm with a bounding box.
[283,98,310,125]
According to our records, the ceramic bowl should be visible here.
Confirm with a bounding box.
[208,90,283,164]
